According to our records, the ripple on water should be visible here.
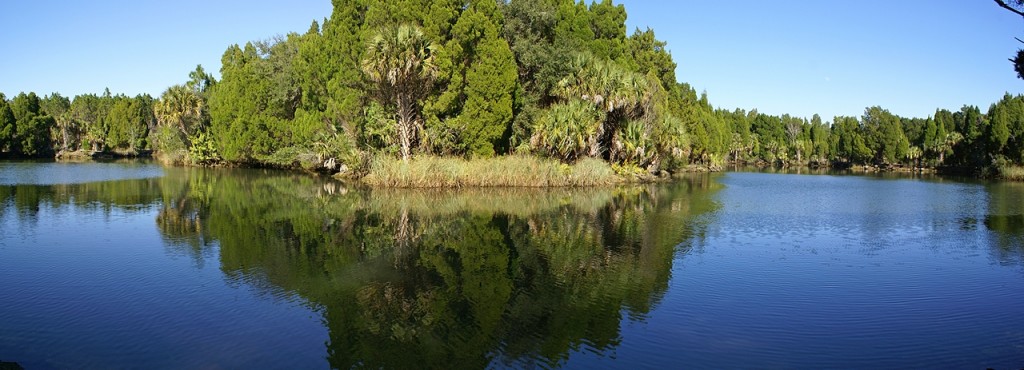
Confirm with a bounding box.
[630,172,1024,368]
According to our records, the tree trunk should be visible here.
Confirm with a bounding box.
[396,94,415,162]
[60,124,70,153]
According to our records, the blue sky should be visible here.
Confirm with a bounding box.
[1,1,1021,121]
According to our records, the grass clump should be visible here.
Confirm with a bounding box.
[998,164,1024,181]
[361,155,620,188]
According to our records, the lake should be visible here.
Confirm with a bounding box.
[1,162,1022,369]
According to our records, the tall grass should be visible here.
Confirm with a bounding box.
[361,155,621,188]
[998,164,1024,181]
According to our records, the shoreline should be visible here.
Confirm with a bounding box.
[14,153,1014,186]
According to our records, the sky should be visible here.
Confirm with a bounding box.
[1,0,1021,121]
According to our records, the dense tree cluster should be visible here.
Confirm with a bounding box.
[715,95,1024,171]
[4,0,1024,176]
[185,0,703,173]
[0,0,698,172]
[0,90,155,157]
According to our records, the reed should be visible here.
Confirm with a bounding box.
[361,155,621,188]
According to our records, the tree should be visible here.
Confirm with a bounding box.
[40,93,74,153]
[445,0,518,157]
[154,85,203,149]
[862,106,909,164]
[530,100,601,161]
[500,0,573,151]
[362,24,439,161]
[0,94,16,153]
[994,0,1024,78]
[301,0,369,133]
[750,113,785,162]
[950,105,987,167]
[906,145,922,168]
[831,115,870,164]
[784,115,804,164]
[209,37,303,161]
[553,52,659,163]
[935,132,963,165]
[68,93,115,152]
[104,95,151,152]
[10,92,53,156]
[809,114,830,162]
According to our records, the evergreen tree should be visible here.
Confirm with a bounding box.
[449,0,518,157]
[862,106,909,164]
[0,94,16,153]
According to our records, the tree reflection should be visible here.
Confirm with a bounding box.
[0,167,724,368]
[984,182,1024,266]
[151,168,723,368]
[0,178,161,226]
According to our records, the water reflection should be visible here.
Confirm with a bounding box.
[149,168,722,368]
[5,166,1024,367]
[0,178,161,226]
[984,182,1024,266]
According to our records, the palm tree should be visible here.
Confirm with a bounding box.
[619,119,654,166]
[530,100,601,161]
[362,24,439,161]
[935,132,963,165]
[55,111,78,153]
[554,52,656,162]
[154,85,203,146]
[906,145,922,168]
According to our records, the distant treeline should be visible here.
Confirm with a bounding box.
[0,90,155,157]
[1,0,1022,176]
[716,97,1024,171]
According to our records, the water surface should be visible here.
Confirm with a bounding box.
[1,163,1022,368]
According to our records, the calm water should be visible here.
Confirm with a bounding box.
[1,162,1022,369]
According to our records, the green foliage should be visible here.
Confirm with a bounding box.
[530,100,602,161]
[862,106,910,164]
[0,97,15,153]
[209,38,300,162]
[109,0,717,175]
[831,116,871,163]
[187,131,220,164]
[39,93,72,152]
[114,167,720,368]
[105,95,153,152]
[156,85,203,145]
[456,22,517,157]
[423,0,518,157]
[360,101,397,154]
[152,125,187,164]
[70,93,106,151]
[626,28,678,92]
[17,115,55,156]
[619,119,655,166]
[7,92,54,156]
[362,24,439,161]
[15,0,1024,178]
